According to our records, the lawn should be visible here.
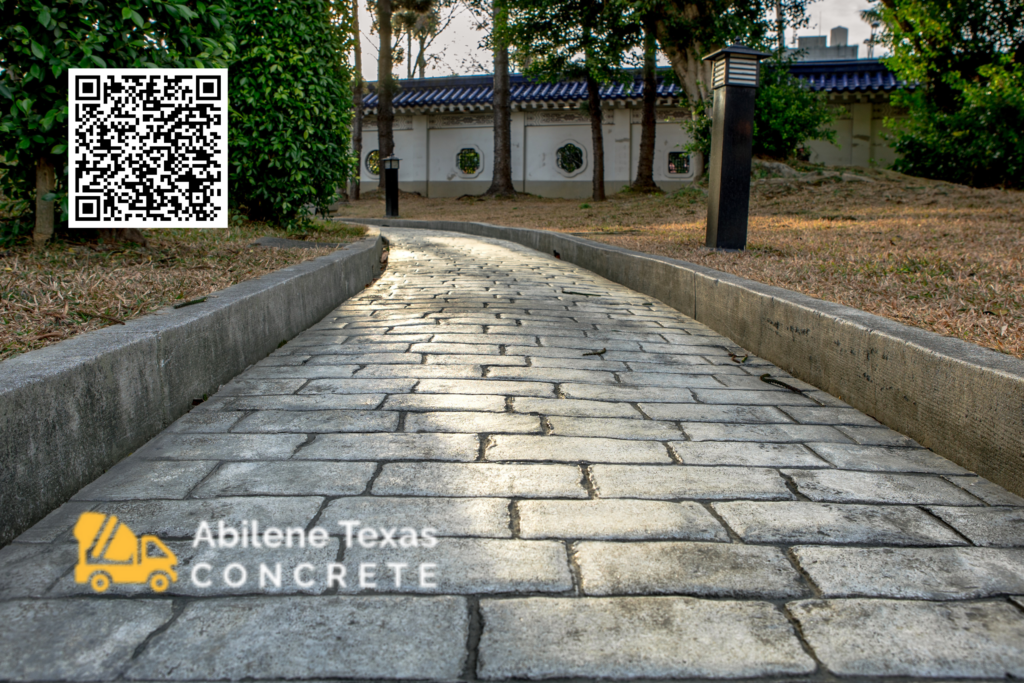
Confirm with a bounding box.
[0,220,366,362]
[344,164,1024,359]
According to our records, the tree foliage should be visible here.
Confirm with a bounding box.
[683,57,835,164]
[0,0,234,218]
[866,0,1024,187]
[229,0,355,225]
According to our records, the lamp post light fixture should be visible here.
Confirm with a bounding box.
[383,156,400,218]
[702,45,770,250]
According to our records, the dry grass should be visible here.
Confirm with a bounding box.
[0,220,366,362]
[343,165,1024,359]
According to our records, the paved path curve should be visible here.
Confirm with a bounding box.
[2,228,1023,681]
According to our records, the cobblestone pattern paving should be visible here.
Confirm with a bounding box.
[2,228,1024,681]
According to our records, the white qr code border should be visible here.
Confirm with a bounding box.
[69,68,228,229]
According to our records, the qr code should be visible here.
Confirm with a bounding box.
[69,69,228,228]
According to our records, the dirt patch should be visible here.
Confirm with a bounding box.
[0,221,366,362]
[342,166,1024,359]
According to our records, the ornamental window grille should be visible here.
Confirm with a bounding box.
[366,150,380,175]
[457,148,481,175]
[556,143,584,174]
[667,151,690,175]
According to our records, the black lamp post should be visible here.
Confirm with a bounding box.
[383,156,400,218]
[702,45,770,250]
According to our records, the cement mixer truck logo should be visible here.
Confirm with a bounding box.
[74,512,178,593]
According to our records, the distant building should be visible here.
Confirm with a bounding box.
[787,27,859,62]
[360,59,904,198]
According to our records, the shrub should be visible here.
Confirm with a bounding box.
[229,0,355,228]
[0,0,234,221]
[889,61,1024,188]
[683,57,836,165]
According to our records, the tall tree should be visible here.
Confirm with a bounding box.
[506,0,636,201]
[0,0,233,245]
[631,15,660,192]
[376,0,395,191]
[487,0,517,196]
[637,0,810,170]
[864,0,1023,187]
[395,0,462,78]
[351,0,364,199]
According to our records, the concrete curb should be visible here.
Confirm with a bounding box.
[0,232,384,545]
[351,218,1024,497]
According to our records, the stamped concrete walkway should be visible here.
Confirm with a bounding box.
[2,228,1024,681]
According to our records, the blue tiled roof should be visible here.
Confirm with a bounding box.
[363,59,902,111]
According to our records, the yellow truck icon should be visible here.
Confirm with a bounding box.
[74,512,178,593]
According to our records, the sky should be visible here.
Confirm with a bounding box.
[355,0,882,83]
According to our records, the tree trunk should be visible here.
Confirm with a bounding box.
[33,157,55,247]
[655,18,713,176]
[632,19,660,193]
[377,0,395,192]
[485,1,516,197]
[351,0,363,200]
[586,72,606,202]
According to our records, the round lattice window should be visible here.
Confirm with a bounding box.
[556,142,586,176]
[365,150,380,175]
[456,148,481,176]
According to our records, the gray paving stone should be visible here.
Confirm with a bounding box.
[477,596,815,679]
[166,410,243,433]
[669,441,829,467]
[640,403,792,423]
[485,366,618,384]
[487,435,672,463]
[432,333,538,345]
[685,423,852,443]
[945,476,1024,506]
[217,378,306,395]
[224,394,386,410]
[562,383,699,402]
[518,500,727,541]
[592,465,793,500]
[835,424,923,447]
[341,538,572,594]
[415,378,554,397]
[713,501,968,546]
[928,507,1024,547]
[0,600,173,681]
[576,541,806,598]
[231,409,399,433]
[254,354,310,366]
[784,469,982,505]
[307,352,421,365]
[547,416,684,440]
[405,411,541,434]
[383,393,506,412]
[296,432,478,461]
[788,598,1024,677]
[322,497,511,537]
[190,461,376,497]
[353,363,483,378]
[95,496,324,539]
[691,388,819,405]
[411,342,502,355]
[779,406,881,426]
[72,458,215,501]
[527,356,629,371]
[807,442,970,474]
[373,463,587,498]
[513,397,641,418]
[135,433,307,461]
[245,365,360,379]
[0,543,78,599]
[125,596,468,680]
[793,546,1024,599]
[388,324,484,334]
[425,353,528,366]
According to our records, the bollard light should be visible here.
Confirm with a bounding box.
[702,45,770,250]
[383,156,400,218]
